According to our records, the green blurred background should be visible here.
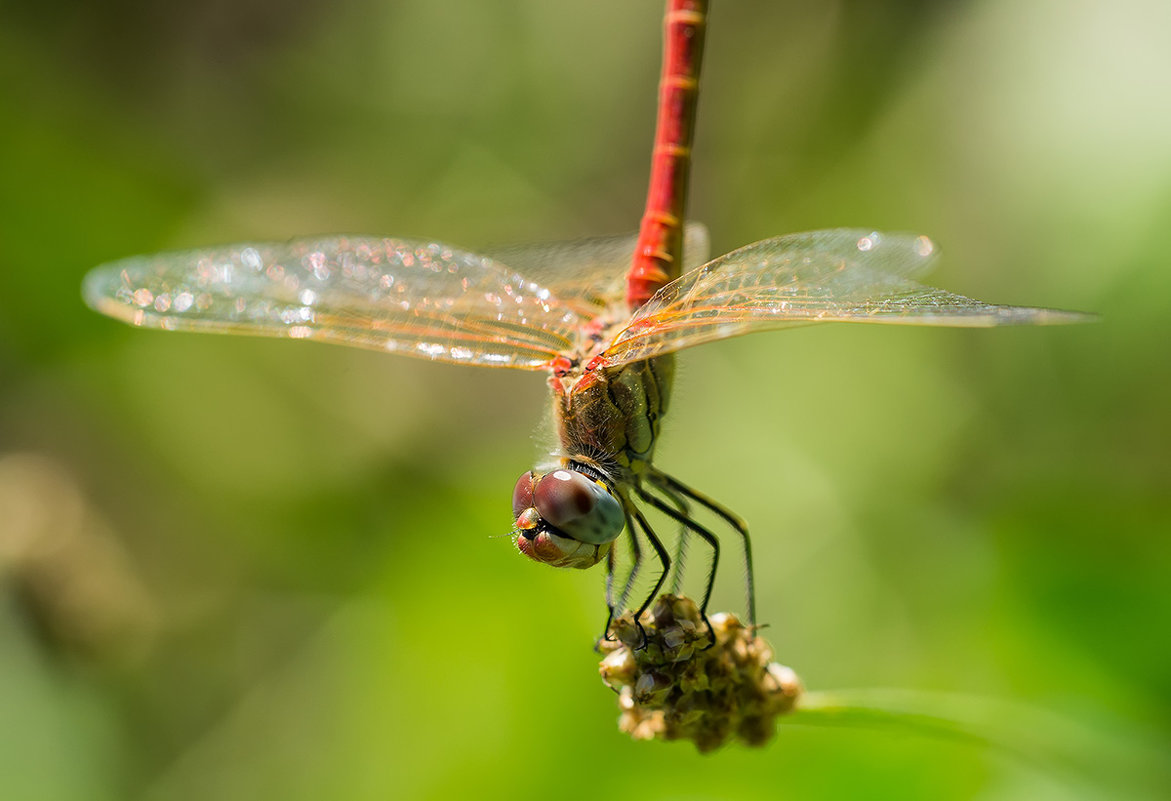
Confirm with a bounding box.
[1,0,1168,798]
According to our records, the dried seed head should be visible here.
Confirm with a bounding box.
[597,594,802,752]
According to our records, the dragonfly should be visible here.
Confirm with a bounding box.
[81,224,1086,633]
[82,0,1088,644]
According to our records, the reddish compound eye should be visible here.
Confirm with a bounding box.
[534,470,593,526]
[512,471,536,518]
[532,469,623,545]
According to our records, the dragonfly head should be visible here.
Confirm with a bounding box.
[511,468,623,569]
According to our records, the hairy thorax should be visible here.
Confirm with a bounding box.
[549,353,675,479]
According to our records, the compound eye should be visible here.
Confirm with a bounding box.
[512,471,536,518]
[533,469,623,545]
[533,470,593,527]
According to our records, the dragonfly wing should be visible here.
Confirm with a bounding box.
[602,229,1091,365]
[84,236,588,369]
[484,222,710,314]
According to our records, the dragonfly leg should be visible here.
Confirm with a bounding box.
[600,504,643,644]
[627,501,672,650]
[602,538,617,643]
[638,486,718,647]
[616,507,643,614]
[655,471,756,627]
[646,482,691,595]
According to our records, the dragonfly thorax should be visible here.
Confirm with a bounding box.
[512,467,623,569]
[551,355,676,478]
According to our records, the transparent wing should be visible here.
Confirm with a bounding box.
[602,229,1091,365]
[484,222,710,315]
[83,235,590,369]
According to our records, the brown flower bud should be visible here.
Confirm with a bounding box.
[598,594,802,751]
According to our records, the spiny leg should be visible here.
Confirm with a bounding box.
[615,505,644,615]
[638,486,720,628]
[650,482,692,595]
[603,538,617,641]
[601,504,642,644]
[627,502,672,647]
[655,471,756,627]
[643,482,712,646]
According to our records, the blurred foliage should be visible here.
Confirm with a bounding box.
[1,0,1169,799]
